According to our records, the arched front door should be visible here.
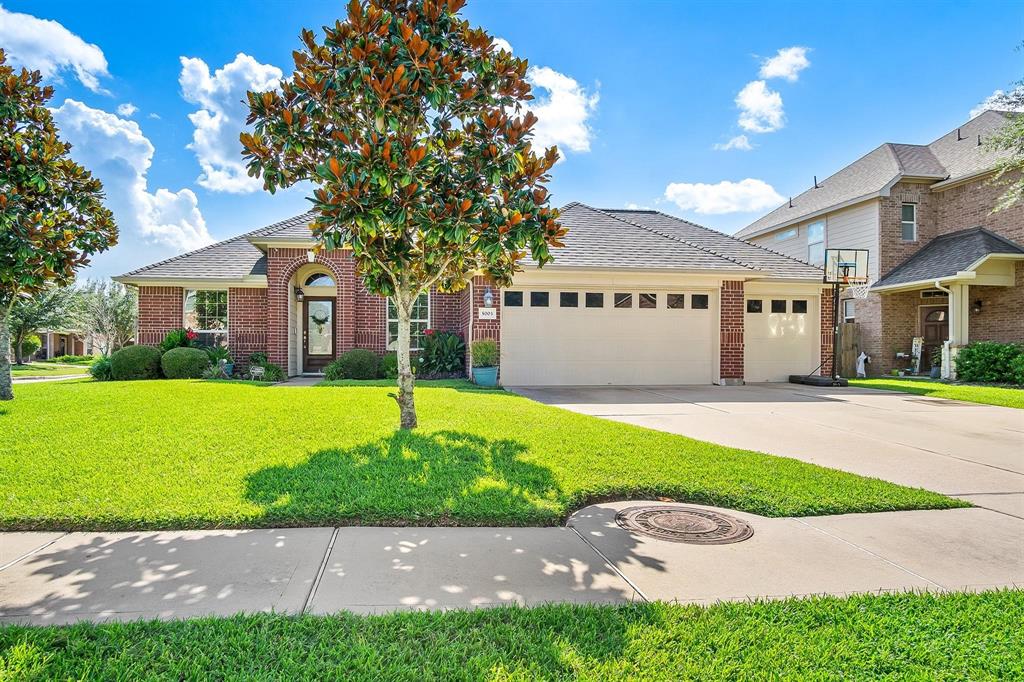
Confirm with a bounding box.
[303,297,335,372]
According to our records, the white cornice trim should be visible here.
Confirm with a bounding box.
[113,275,268,289]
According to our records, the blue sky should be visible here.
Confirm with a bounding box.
[2,0,1021,279]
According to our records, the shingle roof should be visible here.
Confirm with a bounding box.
[874,227,1024,288]
[120,203,825,283]
[117,234,267,280]
[603,209,823,278]
[736,110,1014,239]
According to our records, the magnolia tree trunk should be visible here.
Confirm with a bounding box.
[0,306,13,401]
[394,289,418,430]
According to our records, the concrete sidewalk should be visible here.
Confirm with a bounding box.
[2,502,1021,625]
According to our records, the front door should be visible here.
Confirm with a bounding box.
[921,306,949,369]
[303,298,335,373]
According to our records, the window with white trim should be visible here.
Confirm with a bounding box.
[807,220,825,265]
[842,299,855,322]
[387,293,430,350]
[900,203,917,241]
[183,290,228,347]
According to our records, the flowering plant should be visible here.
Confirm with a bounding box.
[424,328,435,337]
[185,329,198,342]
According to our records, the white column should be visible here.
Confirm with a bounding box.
[948,283,970,346]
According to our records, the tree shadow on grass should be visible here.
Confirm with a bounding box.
[244,430,564,526]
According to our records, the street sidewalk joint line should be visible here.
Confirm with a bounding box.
[0,533,68,573]
[568,525,649,603]
[303,527,339,614]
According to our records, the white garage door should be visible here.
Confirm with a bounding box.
[744,295,820,382]
[500,289,715,386]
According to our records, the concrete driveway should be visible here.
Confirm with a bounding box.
[510,383,1024,518]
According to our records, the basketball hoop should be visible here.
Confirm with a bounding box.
[847,281,873,299]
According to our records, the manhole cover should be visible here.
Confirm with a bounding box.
[615,505,753,545]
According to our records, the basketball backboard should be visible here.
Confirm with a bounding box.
[823,248,869,284]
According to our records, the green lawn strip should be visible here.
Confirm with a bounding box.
[10,363,90,378]
[851,378,1024,409]
[316,378,497,390]
[0,380,961,531]
[1,591,1021,680]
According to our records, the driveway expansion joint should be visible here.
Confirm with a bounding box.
[568,525,649,603]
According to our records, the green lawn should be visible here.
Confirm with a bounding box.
[0,380,961,530]
[10,363,90,378]
[2,591,1020,680]
[851,378,1024,409]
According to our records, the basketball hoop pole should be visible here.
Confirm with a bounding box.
[832,281,841,384]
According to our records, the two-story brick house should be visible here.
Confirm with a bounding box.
[736,110,1024,376]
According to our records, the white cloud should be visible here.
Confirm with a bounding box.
[970,87,1024,120]
[51,99,211,251]
[486,38,598,155]
[736,80,784,133]
[148,112,161,120]
[179,53,283,193]
[492,37,513,54]
[527,66,599,153]
[759,46,811,82]
[713,134,754,151]
[624,202,652,210]
[116,102,137,117]
[0,5,109,93]
[663,178,784,215]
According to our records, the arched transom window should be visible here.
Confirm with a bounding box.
[304,273,335,287]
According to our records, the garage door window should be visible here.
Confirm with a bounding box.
[667,294,685,309]
[585,292,604,308]
[530,292,549,307]
[639,293,657,309]
[793,300,808,314]
[614,293,633,308]
[747,299,763,313]
[691,294,709,310]
[771,299,787,313]
[503,291,523,307]
[559,292,578,307]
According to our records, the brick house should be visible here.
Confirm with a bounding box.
[736,110,1024,377]
[116,203,828,385]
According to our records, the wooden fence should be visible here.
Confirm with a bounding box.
[837,322,860,378]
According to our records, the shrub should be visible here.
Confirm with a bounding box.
[110,345,163,380]
[325,349,380,380]
[206,345,233,365]
[161,347,211,379]
[380,353,398,379]
[159,328,197,353]
[51,354,93,364]
[89,356,113,381]
[202,364,231,380]
[248,352,268,366]
[19,334,41,359]
[1012,354,1024,386]
[260,362,285,383]
[470,339,498,368]
[955,341,1024,384]
[419,330,465,374]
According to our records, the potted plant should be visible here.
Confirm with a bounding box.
[206,345,234,376]
[470,339,498,387]
[930,346,943,379]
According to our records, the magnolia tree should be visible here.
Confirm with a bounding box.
[242,0,565,429]
[0,50,117,399]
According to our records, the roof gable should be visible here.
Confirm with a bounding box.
[874,226,1024,288]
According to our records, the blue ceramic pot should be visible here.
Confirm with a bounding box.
[472,366,498,387]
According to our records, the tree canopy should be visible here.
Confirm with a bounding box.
[242,0,565,427]
[0,49,117,399]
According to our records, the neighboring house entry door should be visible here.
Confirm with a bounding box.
[921,307,948,367]
[303,298,335,373]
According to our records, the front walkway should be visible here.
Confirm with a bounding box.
[1,502,1021,625]
[510,384,1024,519]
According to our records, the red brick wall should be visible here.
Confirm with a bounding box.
[878,181,939,276]
[719,280,744,381]
[936,170,1023,242]
[228,288,267,369]
[820,287,834,377]
[137,286,183,346]
[970,261,1024,343]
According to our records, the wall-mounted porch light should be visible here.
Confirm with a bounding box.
[971,299,983,314]
[306,250,316,263]
[483,286,494,308]
[295,287,305,302]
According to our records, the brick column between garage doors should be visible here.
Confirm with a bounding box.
[719,280,744,384]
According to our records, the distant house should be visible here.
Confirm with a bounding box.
[115,203,830,385]
[36,329,91,359]
[736,110,1024,377]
